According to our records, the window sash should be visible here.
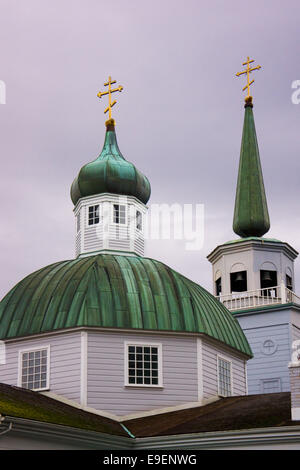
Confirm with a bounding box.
[126,344,162,387]
[76,214,81,233]
[113,204,126,224]
[20,347,49,391]
[88,205,100,225]
[218,357,232,397]
[136,210,142,231]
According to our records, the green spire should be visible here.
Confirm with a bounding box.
[233,98,270,238]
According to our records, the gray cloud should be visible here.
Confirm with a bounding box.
[0,0,300,299]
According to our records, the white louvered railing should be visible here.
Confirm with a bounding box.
[216,283,300,311]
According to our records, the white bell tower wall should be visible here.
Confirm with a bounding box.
[207,238,298,297]
[74,193,147,258]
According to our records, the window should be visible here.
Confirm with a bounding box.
[19,347,49,391]
[113,204,126,224]
[125,343,162,387]
[260,270,277,296]
[136,210,142,231]
[76,214,81,233]
[261,378,281,394]
[215,277,222,296]
[218,356,232,397]
[261,339,277,355]
[286,274,293,291]
[88,205,100,225]
[230,271,247,293]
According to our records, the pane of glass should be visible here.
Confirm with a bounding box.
[144,377,150,384]
[128,346,135,353]
[128,369,135,376]
[129,377,136,384]
[129,361,135,369]
[136,377,143,384]
[136,347,142,353]
[144,347,150,354]
[152,378,158,385]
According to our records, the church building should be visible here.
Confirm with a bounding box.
[0,68,300,449]
[0,77,251,418]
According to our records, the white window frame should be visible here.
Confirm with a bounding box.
[124,341,163,388]
[260,377,282,394]
[76,213,81,233]
[217,354,233,397]
[18,345,50,392]
[136,210,143,231]
[112,203,127,225]
[87,204,100,227]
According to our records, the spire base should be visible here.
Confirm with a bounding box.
[105,118,115,131]
[244,96,253,108]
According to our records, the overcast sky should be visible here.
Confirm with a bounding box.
[0,0,300,299]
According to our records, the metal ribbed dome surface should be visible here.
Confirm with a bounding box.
[71,124,151,205]
[0,254,252,357]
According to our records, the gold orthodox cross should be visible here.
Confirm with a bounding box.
[236,57,261,101]
[97,76,123,122]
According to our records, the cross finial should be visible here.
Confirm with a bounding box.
[97,76,123,125]
[236,57,261,105]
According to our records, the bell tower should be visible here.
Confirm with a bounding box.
[207,58,300,395]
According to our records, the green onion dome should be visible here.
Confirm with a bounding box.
[71,120,151,205]
[0,254,252,357]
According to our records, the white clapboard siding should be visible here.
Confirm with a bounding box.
[201,339,247,399]
[0,332,82,403]
[74,193,147,257]
[86,331,198,415]
[292,324,300,342]
[243,323,291,394]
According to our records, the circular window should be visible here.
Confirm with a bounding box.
[261,339,277,355]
